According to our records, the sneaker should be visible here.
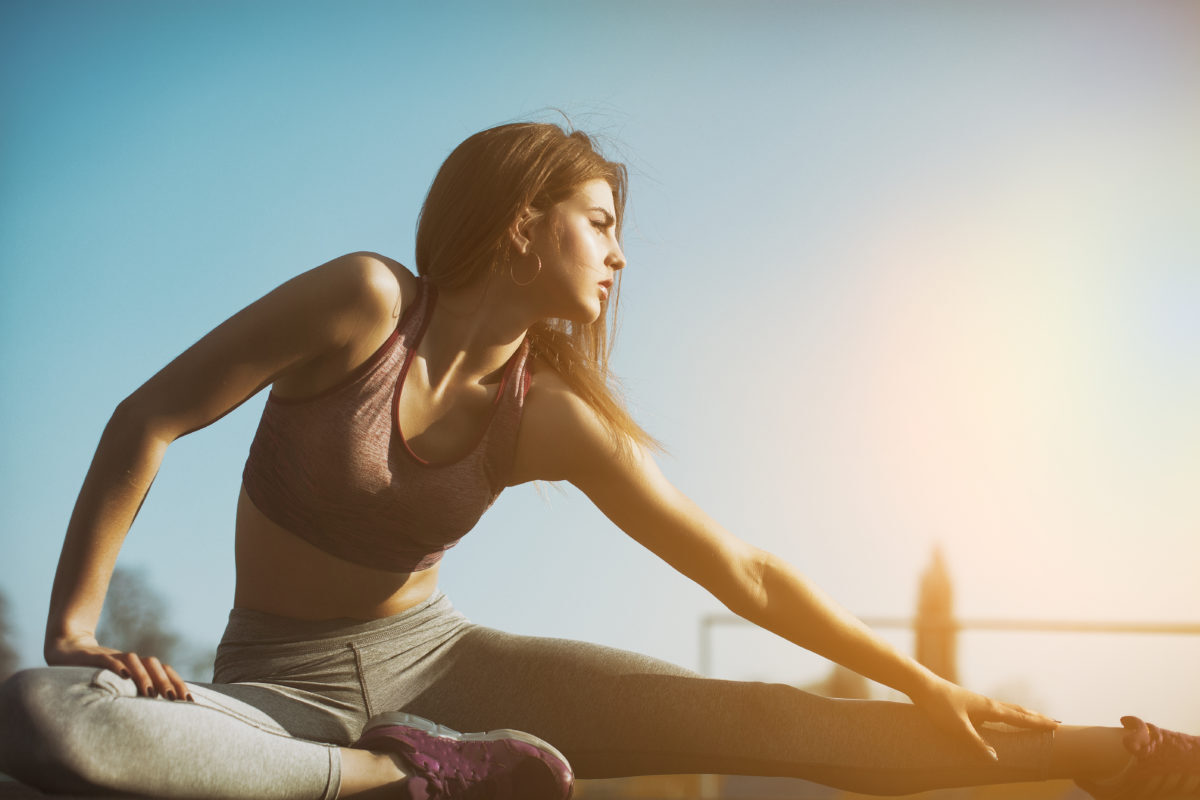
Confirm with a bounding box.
[352,711,573,800]
[1076,716,1200,799]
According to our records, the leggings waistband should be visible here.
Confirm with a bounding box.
[218,591,462,653]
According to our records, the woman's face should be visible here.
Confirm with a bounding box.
[528,178,626,323]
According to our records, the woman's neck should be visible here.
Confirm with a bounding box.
[419,273,541,391]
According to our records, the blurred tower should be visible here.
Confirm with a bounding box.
[915,546,958,683]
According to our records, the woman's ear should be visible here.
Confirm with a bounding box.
[508,206,541,255]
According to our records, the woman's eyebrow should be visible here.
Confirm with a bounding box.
[587,207,616,226]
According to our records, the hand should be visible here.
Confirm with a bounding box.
[45,633,192,702]
[909,675,1059,762]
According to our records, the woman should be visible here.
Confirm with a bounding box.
[0,122,1196,800]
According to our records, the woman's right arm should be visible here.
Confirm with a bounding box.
[44,252,407,699]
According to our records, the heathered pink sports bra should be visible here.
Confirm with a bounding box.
[242,277,532,572]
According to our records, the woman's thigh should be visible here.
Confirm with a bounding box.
[0,666,342,797]
[378,624,838,778]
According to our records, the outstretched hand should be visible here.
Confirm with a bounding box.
[45,633,192,702]
[909,675,1059,761]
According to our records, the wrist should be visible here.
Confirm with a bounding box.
[45,619,97,651]
[900,663,945,701]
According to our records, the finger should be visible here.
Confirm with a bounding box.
[993,702,1059,729]
[119,653,156,697]
[89,653,135,681]
[63,650,131,678]
[956,718,999,763]
[162,662,192,703]
[48,646,130,677]
[100,654,134,680]
[143,657,175,700]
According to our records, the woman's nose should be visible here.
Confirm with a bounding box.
[608,242,627,271]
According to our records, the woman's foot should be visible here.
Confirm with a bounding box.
[1076,716,1200,799]
[352,712,573,800]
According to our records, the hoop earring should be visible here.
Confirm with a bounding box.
[510,253,542,287]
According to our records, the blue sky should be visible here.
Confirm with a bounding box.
[3,1,1198,730]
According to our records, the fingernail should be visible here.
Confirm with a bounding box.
[186,694,195,703]
[147,687,157,698]
[165,690,176,700]
[120,670,131,679]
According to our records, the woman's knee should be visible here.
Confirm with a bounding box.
[0,666,132,790]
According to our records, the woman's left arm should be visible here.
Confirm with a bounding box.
[515,381,1057,760]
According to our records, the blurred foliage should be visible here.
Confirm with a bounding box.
[97,567,214,682]
[97,567,182,661]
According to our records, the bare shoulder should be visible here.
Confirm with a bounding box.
[267,252,419,397]
[313,251,417,324]
[510,359,626,485]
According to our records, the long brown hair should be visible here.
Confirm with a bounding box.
[415,122,658,457]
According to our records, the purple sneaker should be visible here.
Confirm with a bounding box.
[352,712,573,800]
[1076,716,1200,799]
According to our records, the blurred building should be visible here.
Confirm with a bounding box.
[915,546,958,684]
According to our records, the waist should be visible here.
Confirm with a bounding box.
[215,590,470,683]
[234,485,443,620]
[221,590,461,651]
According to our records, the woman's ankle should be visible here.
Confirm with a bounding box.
[337,748,409,798]
[1049,725,1132,781]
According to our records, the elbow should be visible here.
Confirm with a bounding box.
[109,392,173,447]
[108,394,144,435]
[111,393,153,434]
[723,545,771,619]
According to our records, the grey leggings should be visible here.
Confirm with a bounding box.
[0,592,1053,798]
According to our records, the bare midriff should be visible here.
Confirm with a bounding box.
[232,485,440,621]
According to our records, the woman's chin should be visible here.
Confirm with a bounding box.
[580,303,604,326]
[552,298,603,326]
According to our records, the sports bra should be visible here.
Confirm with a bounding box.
[241,276,532,572]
